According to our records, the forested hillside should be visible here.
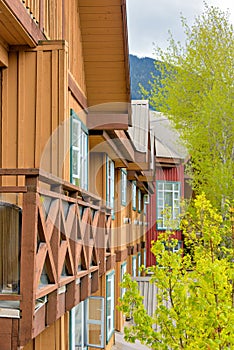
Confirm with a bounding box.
[129,54,160,101]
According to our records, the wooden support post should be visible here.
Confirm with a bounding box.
[19,175,38,346]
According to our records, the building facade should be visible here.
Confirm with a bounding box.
[0,1,154,349]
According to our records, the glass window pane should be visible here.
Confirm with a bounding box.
[158,182,163,190]
[165,192,173,207]
[72,150,79,176]
[87,298,102,320]
[75,303,83,346]
[87,324,102,346]
[158,191,164,199]
[165,183,173,191]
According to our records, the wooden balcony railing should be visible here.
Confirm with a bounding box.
[0,169,113,347]
[21,0,40,23]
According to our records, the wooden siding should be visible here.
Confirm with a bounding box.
[23,314,69,350]
[64,0,87,96]
[2,41,68,180]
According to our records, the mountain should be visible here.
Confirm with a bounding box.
[129,54,160,101]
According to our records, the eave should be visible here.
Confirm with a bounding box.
[87,112,129,130]
[78,0,131,115]
[156,157,183,168]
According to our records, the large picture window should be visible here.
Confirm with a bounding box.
[157,181,180,230]
[106,271,115,342]
[70,110,88,190]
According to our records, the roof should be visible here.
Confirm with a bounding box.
[150,111,187,160]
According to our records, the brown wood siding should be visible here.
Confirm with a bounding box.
[64,0,87,96]
[2,42,68,180]
[23,314,69,350]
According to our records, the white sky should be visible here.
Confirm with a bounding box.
[126,0,234,58]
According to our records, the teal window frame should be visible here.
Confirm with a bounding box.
[121,169,127,206]
[132,256,137,277]
[143,194,149,215]
[143,248,146,267]
[138,189,142,213]
[137,252,141,276]
[106,156,115,219]
[106,271,115,343]
[70,297,105,349]
[132,181,136,211]
[156,181,181,230]
[70,109,88,190]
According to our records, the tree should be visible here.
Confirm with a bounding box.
[119,194,234,349]
[142,4,234,210]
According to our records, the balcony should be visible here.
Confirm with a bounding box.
[0,169,113,347]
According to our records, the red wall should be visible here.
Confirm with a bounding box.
[146,164,184,267]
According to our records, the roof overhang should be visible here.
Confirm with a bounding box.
[156,157,183,168]
[78,0,131,113]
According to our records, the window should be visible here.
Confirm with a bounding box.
[143,248,146,267]
[138,189,142,212]
[106,157,115,218]
[137,253,141,276]
[0,203,21,294]
[120,262,127,297]
[106,271,115,342]
[143,195,149,215]
[121,169,127,206]
[70,297,104,349]
[157,181,180,230]
[132,256,137,277]
[132,181,136,210]
[70,110,88,190]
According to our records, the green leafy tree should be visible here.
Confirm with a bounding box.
[119,194,234,349]
[142,4,234,210]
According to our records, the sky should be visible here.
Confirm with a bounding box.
[126,0,234,58]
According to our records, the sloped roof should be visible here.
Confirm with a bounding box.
[150,111,187,160]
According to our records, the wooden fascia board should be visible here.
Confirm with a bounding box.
[136,180,148,194]
[111,130,135,162]
[1,0,45,46]
[138,174,155,183]
[90,130,129,168]
[127,162,150,171]
[103,131,129,168]
[68,72,88,111]
[121,0,131,109]
[87,113,129,130]
[127,171,139,181]
[156,157,183,166]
